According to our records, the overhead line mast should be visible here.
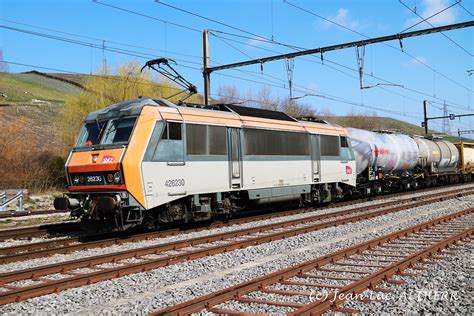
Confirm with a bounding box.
[202,21,474,105]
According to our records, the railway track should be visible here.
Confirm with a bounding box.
[1,186,472,264]
[0,188,471,305]
[0,183,470,243]
[153,207,474,315]
[0,209,70,219]
[0,222,80,242]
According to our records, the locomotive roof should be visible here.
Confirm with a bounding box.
[84,98,158,121]
[221,104,297,122]
[84,97,343,135]
[85,97,301,123]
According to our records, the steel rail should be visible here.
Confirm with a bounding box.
[0,182,470,242]
[153,207,473,315]
[0,222,81,241]
[0,209,70,219]
[1,187,471,265]
[0,191,471,305]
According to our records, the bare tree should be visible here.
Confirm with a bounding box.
[217,85,241,104]
[255,86,278,111]
[280,97,316,118]
[319,106,334,117]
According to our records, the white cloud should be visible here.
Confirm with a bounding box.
[410,56,428,65]
[401,56,428,68]
[246,36,271,48]
[305,82,319,92]
[405,0,458,28]
[323,8,360,30]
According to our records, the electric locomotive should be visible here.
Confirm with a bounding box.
[54,97,358,231]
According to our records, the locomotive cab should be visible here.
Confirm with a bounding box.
[55,100,147,232]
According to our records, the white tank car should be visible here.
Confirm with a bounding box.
[462,146,474,171]
[415,137,459,173]
[347,128,419,175]
[459,143,474,174]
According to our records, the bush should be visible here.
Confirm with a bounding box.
[0,120,66,191]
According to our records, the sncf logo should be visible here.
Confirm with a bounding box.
[346,166,353,175]
[102,155,115,163]
[91,154,99,163]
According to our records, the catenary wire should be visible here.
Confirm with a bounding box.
[0,17,203,60]
[92,0,472,111]
[458,1,473,16]
[2,59,426,119]
[211,32,470,112]
[282,0,473,93]
[399,0,472,57]
[92,0,201,33]
[154,0,304,50]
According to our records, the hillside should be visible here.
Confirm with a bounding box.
[0,72,86,149]
[0,72,83,105]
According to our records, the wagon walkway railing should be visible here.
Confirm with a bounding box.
[0,190,24,212]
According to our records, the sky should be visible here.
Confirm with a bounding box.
[1,0,473,137]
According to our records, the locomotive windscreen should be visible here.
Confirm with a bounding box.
[75,116,137,147]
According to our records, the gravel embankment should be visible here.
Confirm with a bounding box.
[337,238,473,315]
[0,192,472,315]
[0,184,472,272]
[0,213,73,232]
[0,185,469,274]
[0,184,470,248]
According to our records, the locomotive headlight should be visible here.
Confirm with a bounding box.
[73,176,80,185]
[73,175,85,185]
[113,172,121,184]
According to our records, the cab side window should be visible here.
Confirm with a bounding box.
[143,121,184,162]
[340,136,354,160]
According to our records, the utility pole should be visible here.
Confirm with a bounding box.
[422,101,474,135]
[423,100,428,135]
[442,101,451,135]
[202,29,211,105]
[458,129,474,138]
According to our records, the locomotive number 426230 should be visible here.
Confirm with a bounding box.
[165,179,185,187]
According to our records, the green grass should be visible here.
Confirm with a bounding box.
[0,72,83,103]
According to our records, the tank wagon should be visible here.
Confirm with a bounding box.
[347,128,419,193]
[455,142,474,181]
[54,97,357,231]
[347,127,472,192]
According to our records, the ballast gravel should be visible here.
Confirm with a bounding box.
[0,190,472,314]
[0,184,470,250]
[337,239,473,315]
[1,186,472,276]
